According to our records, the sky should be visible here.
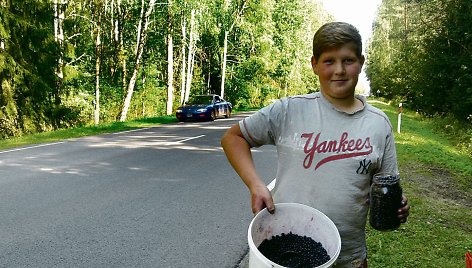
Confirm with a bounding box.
[318,0,383,93]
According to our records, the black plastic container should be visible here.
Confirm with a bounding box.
[369,173,403,231]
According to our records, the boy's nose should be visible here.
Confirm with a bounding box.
[334,62,346,74]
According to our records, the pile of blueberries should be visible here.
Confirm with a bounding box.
[369,176,403,231]
[258,232,330,267]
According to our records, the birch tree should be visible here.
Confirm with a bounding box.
[119,0,156,121]
[179,15,187,105]
[116,0,127,95]
[183,9,196,104]
[54,0,67,91]
[220,0,248,99]
[54,0,67,105]
[135,0,145,55]
[93,1,103,126]
[166,0,174,115]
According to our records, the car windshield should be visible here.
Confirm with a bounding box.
[187,96,213,105]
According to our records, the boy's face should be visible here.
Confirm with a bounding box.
[311,44,364,101]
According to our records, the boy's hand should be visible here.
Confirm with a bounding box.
[250,183,275,215]
[398,195,410,223]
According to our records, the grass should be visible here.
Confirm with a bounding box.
[1,103,471,267]
[367,100,472,268]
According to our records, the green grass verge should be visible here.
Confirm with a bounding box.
[367,100,471,268]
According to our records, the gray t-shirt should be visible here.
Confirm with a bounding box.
[239,92,398,268]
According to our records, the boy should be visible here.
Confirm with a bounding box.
[221,22,410,268]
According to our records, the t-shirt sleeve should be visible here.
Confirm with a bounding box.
[238,100,283,147]
[377,122,399,175]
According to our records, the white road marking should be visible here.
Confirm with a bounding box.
[0,141,65,154]
[176,135,205,143]
[267,178,276,191]
[0,131,204,154]
[112,127,152,134]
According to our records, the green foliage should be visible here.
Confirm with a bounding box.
[223,0,329,106]
[0,0,332,139]
[0,0,59,137]
[367,0,472,123]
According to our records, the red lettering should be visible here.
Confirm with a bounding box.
[302,133,316,169]
[315,148,373,170]
[317,140,328,153]
[355,139,363,150]
[338,132,349,152]
[364,138,371,150]
[327,140,337,151]
[301,132,373,170]
[347,139,355,151]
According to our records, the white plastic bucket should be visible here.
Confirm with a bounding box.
[248,203,341,268]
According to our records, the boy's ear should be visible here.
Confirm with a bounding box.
[311,55,318,75]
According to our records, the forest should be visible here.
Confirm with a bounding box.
[367,0,472,123]
[0,0,330,137]
[1,0,471,150]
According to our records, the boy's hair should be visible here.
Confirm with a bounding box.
[312,22,363,61]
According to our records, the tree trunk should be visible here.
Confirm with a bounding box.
[135,0,144,55]
[109,0,119,77]
[94,2,103,126]
[179,15,186,105]
[166,0,174,115]
[54,0,66,105]
[220,30,228,99]
[119,0,156,122]
[117,0,127,94]
[184,9,195,103]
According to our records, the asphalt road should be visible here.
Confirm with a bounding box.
[0,112,277,268]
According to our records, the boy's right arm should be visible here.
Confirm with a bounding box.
[221,124,275,214]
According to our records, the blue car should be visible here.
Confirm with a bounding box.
[176,94,232,122]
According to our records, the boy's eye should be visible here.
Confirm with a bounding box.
[343,58,355,64]
[323,59,334,64]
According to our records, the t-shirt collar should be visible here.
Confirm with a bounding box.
[318,91,366,116]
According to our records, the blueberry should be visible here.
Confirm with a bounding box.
[370,175,403,231]
[258,232,330,267]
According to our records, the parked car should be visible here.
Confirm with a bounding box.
[175,94,232,121]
